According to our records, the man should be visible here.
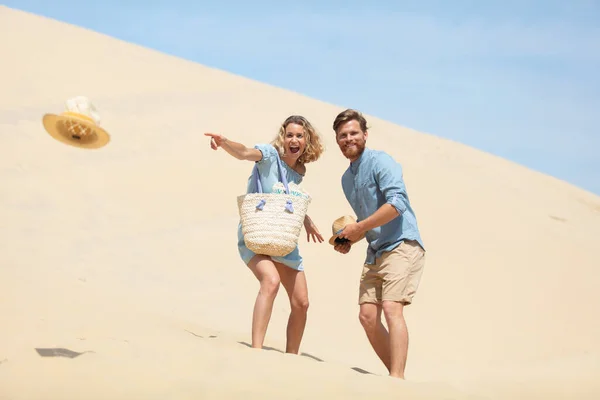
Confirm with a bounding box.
[332,108,426,379]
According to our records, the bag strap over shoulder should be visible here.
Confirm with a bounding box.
[250,149,290,194]
[248,149,295,213]
[274,152,291,193]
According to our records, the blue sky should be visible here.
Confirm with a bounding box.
[6,0,600,195]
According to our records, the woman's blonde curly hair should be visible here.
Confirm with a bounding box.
[271,115,324,165]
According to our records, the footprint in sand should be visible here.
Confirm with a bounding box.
[184,329,207,338]
[549,215,567,223]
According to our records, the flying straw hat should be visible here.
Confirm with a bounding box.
[328,215,366,246]
[42,96,110,149]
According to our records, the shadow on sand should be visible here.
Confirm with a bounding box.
[237,341,374,375]
[350,366,373,375]
[34,348,94,358]
[237,341,323,361]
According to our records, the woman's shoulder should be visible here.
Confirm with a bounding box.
[296,163,307,176]
[254,143,278,162]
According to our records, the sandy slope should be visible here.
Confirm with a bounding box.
[1,5,599,399]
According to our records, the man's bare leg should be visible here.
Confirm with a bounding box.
[247,255,281,349]
[359,303,391,372]
[276,263,309,354]
[382,301,408,379]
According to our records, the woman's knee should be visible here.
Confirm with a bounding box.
[260,274,280,297]
[291,296,309,313]
[249,256,281,297]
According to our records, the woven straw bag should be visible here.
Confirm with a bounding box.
[237,154,311,257]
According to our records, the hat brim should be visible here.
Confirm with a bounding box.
[42,113,110,149]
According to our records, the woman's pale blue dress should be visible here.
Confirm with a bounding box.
[237,143,305,271]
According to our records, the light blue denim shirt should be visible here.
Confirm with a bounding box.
[341,147,425,265]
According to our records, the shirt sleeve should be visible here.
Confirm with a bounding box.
[254,143,279,165]
[374,153,408,215]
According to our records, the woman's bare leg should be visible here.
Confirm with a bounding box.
[247,255,281,349]
[275,263,309,354]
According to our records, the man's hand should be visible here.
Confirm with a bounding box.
[337,222,365,243]
[334,242,351,254]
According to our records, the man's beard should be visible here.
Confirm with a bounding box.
[342,142,365,160]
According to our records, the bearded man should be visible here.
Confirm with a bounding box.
[331,108,426,380]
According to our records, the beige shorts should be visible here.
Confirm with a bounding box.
[359,240,426,305]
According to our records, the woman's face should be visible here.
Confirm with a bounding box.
[283,123,307,160]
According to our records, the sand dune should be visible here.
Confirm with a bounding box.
[1,5,599,399]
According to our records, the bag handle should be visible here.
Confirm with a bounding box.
[250,150,295,213]
[251,150,290,194]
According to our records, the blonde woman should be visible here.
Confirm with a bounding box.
[205,115,325,354]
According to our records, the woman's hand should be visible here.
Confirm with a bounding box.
[204,133,227,150]
[304,215,324,243]
[203,133,262,161]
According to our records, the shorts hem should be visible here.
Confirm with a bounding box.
[358,297,414,306]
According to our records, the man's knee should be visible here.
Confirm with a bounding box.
[382,300,404,320]
[359,304,379,330]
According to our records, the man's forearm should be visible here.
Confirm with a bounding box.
[357,203,400,233]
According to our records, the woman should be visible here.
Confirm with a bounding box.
[204,115,325,354]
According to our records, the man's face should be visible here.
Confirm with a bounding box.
[335,120,367,162]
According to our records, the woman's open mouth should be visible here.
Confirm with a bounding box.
[290,146,300,154]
